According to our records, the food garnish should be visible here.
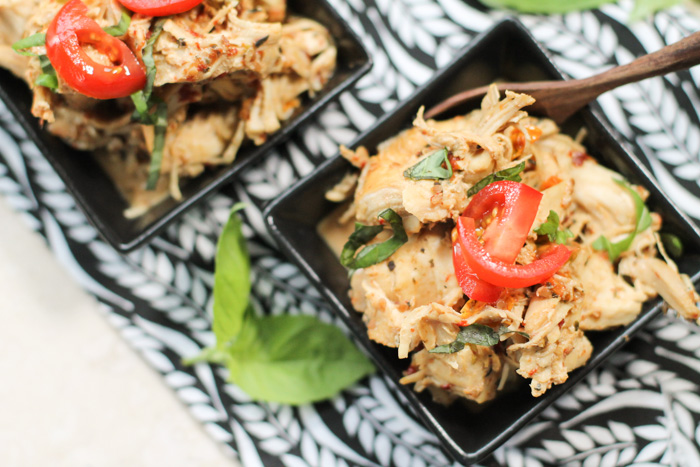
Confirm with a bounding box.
[535,210,574,244]
[403,148,452,181]
[592,179,652,262]
[467,162,525,197]
[340,208,408,269]
[429,324,529,353]
[45,0,146,99]
[117,0,204,17]
[190,204,374,405]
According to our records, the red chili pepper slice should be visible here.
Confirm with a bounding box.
[457,216,572,289]
[452,237,502,303]
[45,0,146,99]
[462,180,542,263]
[117,0,204,17]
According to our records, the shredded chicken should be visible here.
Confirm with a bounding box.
[322,85,700,403]
[0,0,336,212]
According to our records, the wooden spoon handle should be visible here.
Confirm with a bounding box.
[579,30,700,94]
[424,31,700,122]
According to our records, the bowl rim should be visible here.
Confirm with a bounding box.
[0,0,372,252]
[264,16,700,464]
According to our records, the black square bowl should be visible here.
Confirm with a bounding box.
[264,18,700,465]
[0,0,370,252]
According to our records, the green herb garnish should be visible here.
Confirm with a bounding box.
[341,208,408,269]
[467,162,525,197]
[403,148,452,181]
[35,55,58,89]
[429,324,529,353]
[188,204,374,405]
[535,210,574,245]
[592,179,652,262]
[130,21,166,190]
[11,33,46,56]
[479,0,680,19]
[660,232,683,258]
[145,102,168,190]
[103,10,131,37]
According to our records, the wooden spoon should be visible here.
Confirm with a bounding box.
[424,31,700,123]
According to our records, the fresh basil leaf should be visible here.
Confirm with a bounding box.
[660,232,683,258]
[593,179,651,262]
[478,0,613,13]
[11,33,46,56]
[103,10,131,37]
[535,210,574,244]
[430,324,529,354]
[145,101,168,190]
[403,148,452,181]
[141,21,164,102]
[34,55,58,89]
[35,72,58,89]
[340,208,407,269]
[629,0,681,21]
[210,203,250,348]
[225,314,374,405]
[467,162,525,197]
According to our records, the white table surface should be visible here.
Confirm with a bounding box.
[0,200,237,467]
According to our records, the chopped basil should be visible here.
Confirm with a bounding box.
[11,33,46,56]
[186,204,374,405]
[429,324,529,353]
[467,162,525,197]
[103,10,132,37]
[403,148,452,181]
[660,232,683,258]
[145,102,168,190]
[592,179,652,262]
[35,55,58,89]
[130,20,166,190]
[535,210,574,244]
[340,208,408,269]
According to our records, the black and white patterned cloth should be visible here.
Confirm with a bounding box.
[2,1,700,465]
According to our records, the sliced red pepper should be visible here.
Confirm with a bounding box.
[463,180,542,262]
[45,0,146,99]
[452,237,502,303]
[457,217,571,289]
[117,0,203,17]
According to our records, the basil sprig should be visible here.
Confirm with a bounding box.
[592,179,652,262]
[479,0,679,19]
[341,208,408,269]
[187,204,374,405]
[429,324,529,353]
[535,210,574,244]
[403,148,452,181]
[467,162,525,197]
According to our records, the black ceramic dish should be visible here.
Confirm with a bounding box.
[0,0,370,252]
[264,18,700,465]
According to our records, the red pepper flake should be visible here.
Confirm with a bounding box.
[405,365,418,375]
[541,175,562,190]
[448,153,458,172]
[440,383,453,390]
[558,319,565,329]
[528,368,538,376]
[458,320,468,327]
[571,151,592,166]
[524,124,543,142]
[510,128,526,157]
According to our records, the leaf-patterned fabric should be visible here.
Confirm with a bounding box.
[2,0,700,465]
